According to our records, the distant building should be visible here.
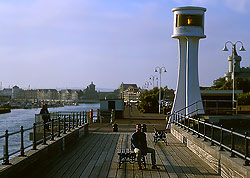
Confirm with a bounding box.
[17,90,37,100]
[82,82,99,100]
[224,48,250,81]
[37,89,59,101]
[119,83,140,102]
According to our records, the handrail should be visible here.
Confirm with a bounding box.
[0,109,101,165]
[171,111,250,166]
[174,100,202,113]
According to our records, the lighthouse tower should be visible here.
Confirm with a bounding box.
[170,6,206,123]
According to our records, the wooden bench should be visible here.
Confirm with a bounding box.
[118,149,146,168]
[153,127,167,145]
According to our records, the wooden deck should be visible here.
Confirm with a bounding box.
[31,124,221,178]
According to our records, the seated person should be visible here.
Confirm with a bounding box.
[131,124,159,170]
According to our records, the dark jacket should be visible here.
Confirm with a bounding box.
[40,108,50,122]
[131,131,147,153]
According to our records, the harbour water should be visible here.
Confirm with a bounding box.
[0,103,100,160]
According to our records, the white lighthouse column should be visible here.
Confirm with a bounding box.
[186,37,204,115]
[171,37,187,116]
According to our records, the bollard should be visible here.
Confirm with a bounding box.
[20,126,25,156]
[230,128,235,157]
[32,123,37,150]
[2,130,10,165]
[142,124,147,132]
[113,123,118,132]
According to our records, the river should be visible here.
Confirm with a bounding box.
[0,103,100,160]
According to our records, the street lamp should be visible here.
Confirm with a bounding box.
[222,41,246,114]
[155,66,167,114]
[149,75,158,88]
[144,81,152,89]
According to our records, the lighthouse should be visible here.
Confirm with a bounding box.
[170,6,206,123]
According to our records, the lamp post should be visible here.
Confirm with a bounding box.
[149,75,158,88]
[155,66,167,114]
[144,81,151,89]
[222,41,246,114]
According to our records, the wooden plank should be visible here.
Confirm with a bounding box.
[89,134,117,178]
[43,133,100,178]
[53,133,104,178]
[167,133,220,177]
[147,133,169,178]
[166,134,204,178]
[148,133,180,178]
[75,133,111,178]
[163,134,197,178]
[107,133,124,178]
[97,133,120,178]
[116,133,128,178]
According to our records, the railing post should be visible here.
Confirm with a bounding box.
[43,121,47,145]
[58,117,61,137]
[197,118,200,138]
[2,130,10,165]
[63,116,66,134]
[72,113,75,129]
[20,126,25,156]
[192,119,195,135]
[203,121,206,141]
[97,109,100,123]
[211,122,214,146]
[183,115,186,130]
[79,112,82,126]
[32,123,37,150]
[187,117,190,132]
[68,115,71,132]
[51,119,54,141]
[230,128,235,157]
[83,111,85,123]
[76,112,79,127]
[244,132,249,166]
[220,125,224,151]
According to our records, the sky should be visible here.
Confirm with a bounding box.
[0,0,250,90]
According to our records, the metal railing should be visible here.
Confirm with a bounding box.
[171,111,250,166]
[0,109,100,165]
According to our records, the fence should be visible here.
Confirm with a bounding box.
[0,109,101,165]
[171,112,250,166]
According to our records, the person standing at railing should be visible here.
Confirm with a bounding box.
[40,104,50,131]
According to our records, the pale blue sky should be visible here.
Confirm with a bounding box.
[0,0,250,90]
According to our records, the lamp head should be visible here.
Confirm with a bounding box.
[239,45,246,51]
[155,69,158,72]
[222,45,229,51]
[164,69,167,72]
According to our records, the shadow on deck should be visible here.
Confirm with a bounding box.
[31,124,221,178]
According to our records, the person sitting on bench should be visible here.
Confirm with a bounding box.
[131,124,159,170]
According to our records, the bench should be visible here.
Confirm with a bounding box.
[118,149,146,168]
[153,127,167,145]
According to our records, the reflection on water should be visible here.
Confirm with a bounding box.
[0,103,100,160]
